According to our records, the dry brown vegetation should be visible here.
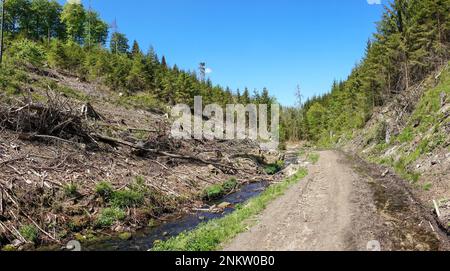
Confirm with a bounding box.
[0,68,283,250]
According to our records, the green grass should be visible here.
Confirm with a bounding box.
[423,182,433,191]
[19,224,39,243]
[201,178,238,201]
[365,64,450,185]
[63,183,79,198]
[111,189,145,208]
[95,181,115,201]
[264,160,285,175]
[152,168,308,251]
[116,92,166,112]
[307,153,320,164]
[95,207,126,228]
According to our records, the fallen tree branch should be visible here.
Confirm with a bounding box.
[0,156,28,167]
[91,133,237,171]
[3,190,60,243]
[433,200,441,218]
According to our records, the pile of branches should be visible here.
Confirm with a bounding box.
[0,93,95,145]
[0,93,240,173]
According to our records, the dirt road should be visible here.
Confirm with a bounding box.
[223,151,449,251]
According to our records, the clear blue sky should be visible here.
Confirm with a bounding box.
[66,0,385,106]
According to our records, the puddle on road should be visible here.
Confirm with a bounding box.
[343,151,443,251]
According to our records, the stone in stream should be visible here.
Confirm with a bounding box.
[217,202,232,209]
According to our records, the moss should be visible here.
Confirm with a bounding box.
[95,181,115,201]
[95,207,126,228]
[118,232,132,240]
[68,216,89,232]
[202,184,224,201]
[202,178,239,201]
[1,245,17,251]
[264,160,284,175]
[111,189,145,208]
[222,178,238,192]
[63,183,79,198]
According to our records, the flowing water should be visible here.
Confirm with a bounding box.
[81,181,269,251]
[75,149,299,251]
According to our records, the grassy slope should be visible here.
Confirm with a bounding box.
[362,63,450,184]
[152,168,308,251]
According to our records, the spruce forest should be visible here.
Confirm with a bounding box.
[0,0,449,253]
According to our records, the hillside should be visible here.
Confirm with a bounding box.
[347,63,450,231]
[0,0,281,250]
[280,0,450,235]
[0,61,287,250]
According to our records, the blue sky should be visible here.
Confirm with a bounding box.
[64,0,385,106]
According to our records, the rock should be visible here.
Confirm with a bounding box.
[217,202,231,209]
[118,232,132,241]
[11,239,23,248]
[162,232,169,237]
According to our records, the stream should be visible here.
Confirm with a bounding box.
[81,181,268,251]
[80,149,299,251]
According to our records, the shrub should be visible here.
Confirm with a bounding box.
[9,39,46,67]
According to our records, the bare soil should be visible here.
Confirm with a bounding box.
[223,151,450,251]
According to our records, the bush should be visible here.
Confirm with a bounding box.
[9,39,46,67]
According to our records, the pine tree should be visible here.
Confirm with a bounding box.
[110,32,129,54]
[131,40,142,58]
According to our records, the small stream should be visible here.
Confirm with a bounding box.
[82,181,269,251]
[80,149,300,251]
